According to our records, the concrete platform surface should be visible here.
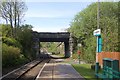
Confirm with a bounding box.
[36,63,85,80]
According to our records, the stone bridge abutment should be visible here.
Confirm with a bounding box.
[32,31,73,58]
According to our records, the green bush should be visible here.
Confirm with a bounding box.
[2,43,21,67]
[16,25,36,60]
[2,24,36,67]
[2,37,22,49]
[0,24,12,37]
[15,54,29,65]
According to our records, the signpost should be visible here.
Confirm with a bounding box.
[77,50,80,64]
[94,0,101,74]
[77,43,81,64]
[93,29,102,53]
[93,29,102,74]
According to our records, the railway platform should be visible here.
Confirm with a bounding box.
[36,63,85,80]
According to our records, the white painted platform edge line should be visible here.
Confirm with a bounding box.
[0,67,20,80]
[0,60,36,79]
[70,64,85,79]
[35,63,47,80]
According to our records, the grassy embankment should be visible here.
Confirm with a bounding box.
[72,64,101,80]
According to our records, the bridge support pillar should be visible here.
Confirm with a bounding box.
[34,38,40,59]
[64,42,70,58]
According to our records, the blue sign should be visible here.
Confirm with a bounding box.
[97,36,102,52]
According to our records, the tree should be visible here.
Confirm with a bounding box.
[68,2,119,63]
[0,0,27,37]
[16,24,36,60]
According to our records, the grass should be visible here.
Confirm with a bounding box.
[72,64,99,80]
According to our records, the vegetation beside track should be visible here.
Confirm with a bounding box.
[1,24,36,68]
[68,2,119,63]
[72,64,98,80]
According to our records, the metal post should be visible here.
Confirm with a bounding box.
[77,44,81,64]
[78,54,80,64]
[95,62,99,74]
[97,0,100,29]
[95,0,100,74]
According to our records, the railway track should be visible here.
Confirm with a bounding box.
[1,58,51,80]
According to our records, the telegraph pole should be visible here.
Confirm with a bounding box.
[95,0,101,74]
[97,0,100,29]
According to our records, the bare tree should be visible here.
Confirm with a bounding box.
[16,0,27,27]
[0,0,27,37]
[0,1,14,36]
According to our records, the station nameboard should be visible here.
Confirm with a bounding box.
[93,29,101,36]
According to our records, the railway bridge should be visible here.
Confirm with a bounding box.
[32,31,73,58]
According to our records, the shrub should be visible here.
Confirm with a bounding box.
[15,54,29,65]
[2,37,22,49]
[0,24,12,37]
[2,43,21,67]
